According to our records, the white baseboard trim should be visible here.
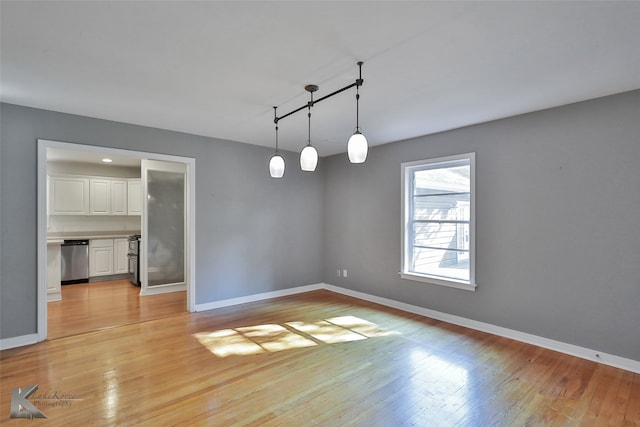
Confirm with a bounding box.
[5,283,637,374]
[322,283,640,374]
[194,283,324,312]
[0,334,38,351]
[140,283,187,296]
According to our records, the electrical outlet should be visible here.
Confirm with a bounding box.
[337,269,341,277]
[343,269,348,278]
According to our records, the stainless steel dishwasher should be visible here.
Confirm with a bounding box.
[61,240,89,284]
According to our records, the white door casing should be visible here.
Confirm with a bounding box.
[37,139,196,342]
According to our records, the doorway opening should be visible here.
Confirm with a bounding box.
[37,139,196,341]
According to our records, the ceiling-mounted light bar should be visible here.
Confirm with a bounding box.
[270,62,367,177]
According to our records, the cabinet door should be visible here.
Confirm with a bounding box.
[47,244,62,301]
[90,179,111,215]
[49,176,89,215]
[89,239,114,277]
[113,238,129,274]
[111,180,128,215]
[127,179,142,215]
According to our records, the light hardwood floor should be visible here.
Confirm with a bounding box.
[47,279,186,339]
[2,290,638,426]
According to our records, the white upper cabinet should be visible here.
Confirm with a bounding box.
[127,179,142,216]
[89,178,112,215]
[49,176,90,215]
[49,174,139,216]
[111,180,128,215]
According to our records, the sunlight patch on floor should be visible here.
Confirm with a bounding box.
[408,348,471,422]
[193,315,398,357]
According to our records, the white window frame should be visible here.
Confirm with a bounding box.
[400,152,477,291]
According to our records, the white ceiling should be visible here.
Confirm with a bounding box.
[2,1,640,157]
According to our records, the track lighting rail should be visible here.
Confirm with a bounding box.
[274,62,364,124]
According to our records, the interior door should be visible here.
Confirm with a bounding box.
[141,159,187,294]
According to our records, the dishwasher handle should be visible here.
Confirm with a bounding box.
[63,240,89,246]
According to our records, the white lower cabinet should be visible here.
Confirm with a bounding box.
[47,242,62,301]
[113,238,129,274]
[89,239,114,277]
[90,238,130,278]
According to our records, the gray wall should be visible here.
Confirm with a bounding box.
[0,103,324,339]
[2,90,640,362]
[324,89,640,362]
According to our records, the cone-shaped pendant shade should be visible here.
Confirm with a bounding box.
[348,131,368,163]
[300,145,318,171]
[269,154,285,178]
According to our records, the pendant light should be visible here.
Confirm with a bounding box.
[299,85,318,172]
[269,107,285,178]
[348,61,368,163]
[271,62,367,177]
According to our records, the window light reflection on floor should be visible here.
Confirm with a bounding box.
[193,315,398,358]
[408,349,470,421]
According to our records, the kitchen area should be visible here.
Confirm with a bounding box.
[45,149,143,302]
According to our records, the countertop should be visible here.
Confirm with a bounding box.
[47,231,140,241]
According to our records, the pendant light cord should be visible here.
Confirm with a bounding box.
[307,107,311,144]
[307,90,313,144]
[356,61,363,132]
[356,88,360,131]
[273,106,280,153]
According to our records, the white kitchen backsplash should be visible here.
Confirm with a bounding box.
[48,215,141,232]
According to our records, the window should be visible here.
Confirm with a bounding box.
[401,153,476,291]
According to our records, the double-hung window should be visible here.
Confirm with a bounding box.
[401,153,476,291]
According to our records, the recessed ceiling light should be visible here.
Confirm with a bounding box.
[102,158,113,163]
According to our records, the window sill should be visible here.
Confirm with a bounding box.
[399,272,477,291]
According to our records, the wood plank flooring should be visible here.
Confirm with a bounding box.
[47,279,186,339]
[2,290,639,426]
